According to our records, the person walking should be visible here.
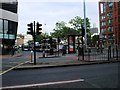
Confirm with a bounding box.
[62,45,66,56]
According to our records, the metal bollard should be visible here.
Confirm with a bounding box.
[43,50,45,57]
[113,48,114,58]
[30,51,33,62]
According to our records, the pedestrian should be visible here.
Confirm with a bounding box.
[62,45,66,56]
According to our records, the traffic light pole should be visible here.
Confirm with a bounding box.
[33,21,36,65]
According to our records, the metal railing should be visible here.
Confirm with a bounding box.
[78,46,120,61]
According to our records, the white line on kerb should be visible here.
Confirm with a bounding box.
[2,79,84,89]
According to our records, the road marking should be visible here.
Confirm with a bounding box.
[2,79,84,89]
[0,61,29,75]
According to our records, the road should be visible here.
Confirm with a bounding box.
[2,63,119,89]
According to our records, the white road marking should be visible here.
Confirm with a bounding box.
[2,79,84,89]
[0,61,29,75]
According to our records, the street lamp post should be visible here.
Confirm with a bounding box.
[83,0,87,49]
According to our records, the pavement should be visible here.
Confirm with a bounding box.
[14,53,120,70]
[1,51,120,71]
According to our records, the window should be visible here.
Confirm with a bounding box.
[118,1,120,7]
[0,19,3,34]
[100,3,104,13]
[119,8,120,15]
[103,3,106,13]
[108,2,113,7]
[108,2,113,10]
[4,20,8,34]
[101,22,106,26]
[108,26,113,32]
[0,2,18,13]
[107,12,112,18]
[119,16,120,23]
[101,16,105,20]
[108,19,112,25]
[101,28,106,33]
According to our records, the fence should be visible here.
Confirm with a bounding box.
[78,45,120,61]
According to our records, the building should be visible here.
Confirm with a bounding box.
[15,34,24,46]
[0,0,18,55]
[90,27,98,35]
[99,0,120,47]
[15,34,33,46]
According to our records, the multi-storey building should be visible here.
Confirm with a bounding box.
[99,0,120,47]
[0,0,18,55]
[15,34,33,46]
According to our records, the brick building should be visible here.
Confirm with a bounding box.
[99,0,120,47]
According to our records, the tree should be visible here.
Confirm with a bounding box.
[91,35,99,47]
[51,16,92,43]
[69,16,91,34]
[51,21,78,40]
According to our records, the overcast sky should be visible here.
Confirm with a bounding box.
[17,0,100,34]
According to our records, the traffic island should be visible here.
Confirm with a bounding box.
[14,59,120,70]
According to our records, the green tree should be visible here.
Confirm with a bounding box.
[91,35,99,46]
[69,16,91,34]
[51,16,92,43]
[51,21,78,40]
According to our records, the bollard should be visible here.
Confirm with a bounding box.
[113,48,114,58]
[30,51,33,62]
[116,45,118,60]
[43,50,45,57]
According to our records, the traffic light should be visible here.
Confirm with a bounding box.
[81,25,85,37]
[27,23,33,35]
[36,22,42,35]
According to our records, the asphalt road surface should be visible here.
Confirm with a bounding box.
[2,63,120,89]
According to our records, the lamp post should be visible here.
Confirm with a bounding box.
[77,36,80,60]
[83,0,87,49]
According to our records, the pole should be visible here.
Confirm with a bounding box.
[83,0,87,49]
[30,50,33,62]
[33,21,36,65]
[82,36,84,60]
[58,37,59,56]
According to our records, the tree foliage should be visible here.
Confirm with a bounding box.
[51,16,91,41]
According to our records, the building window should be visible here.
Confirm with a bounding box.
[108,26,113,32]
[101,22,106,26]
[103,3,106,13]
[4,20,8,34]
[107,12,112,18]
[101,15,105,20]
[0,1,18,13]
[108,2,113,10]
[100,3,104,14]
[118,1,120,7]
[108,19,112,25]
[119,16,120,23]
[0,19,3,34]
[119,8,120,15]
[101,28,106,34]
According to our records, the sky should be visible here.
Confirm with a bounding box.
[17,0,100,35]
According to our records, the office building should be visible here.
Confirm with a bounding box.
[0,0,18,55]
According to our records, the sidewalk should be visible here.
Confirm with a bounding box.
[0,53,22,59]
[14,54,120,70]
